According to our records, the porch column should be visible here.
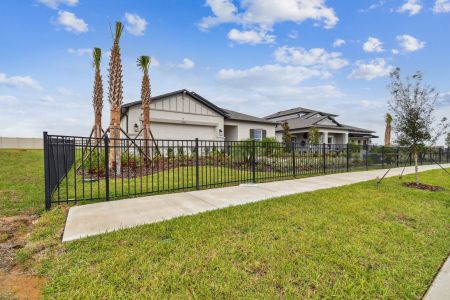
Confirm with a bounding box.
[322,131,329,144]
[343,133,349,144]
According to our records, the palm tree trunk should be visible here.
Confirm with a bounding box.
[109,108,121,173]
[143,103,150,165]
[107,26,124,174]
[94,112,102,139]
[385,127,391,146]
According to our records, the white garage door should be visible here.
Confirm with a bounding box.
[150,122,216,140]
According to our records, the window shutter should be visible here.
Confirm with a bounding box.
[262,130,267,139]
[250,129,255,139]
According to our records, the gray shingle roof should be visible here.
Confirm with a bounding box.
[221,108,275,124]
[265,107,338,119]
[121,89,228,117]
[275,114,375,134]
[121,89,275,125]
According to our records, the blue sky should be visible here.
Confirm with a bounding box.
[0,0,449,143]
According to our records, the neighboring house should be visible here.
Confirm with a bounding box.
[120,89,276,141]
[264,107,378,145]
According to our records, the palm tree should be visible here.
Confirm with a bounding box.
[92,48,103,139]
[108,22,124,172]
[384,113,392,146]
[137,55,152,162]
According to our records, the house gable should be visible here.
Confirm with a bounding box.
[150,93,221,117]
[316,117,338,127]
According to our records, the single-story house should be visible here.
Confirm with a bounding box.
[264,107,378,145]
[120,89,276,141]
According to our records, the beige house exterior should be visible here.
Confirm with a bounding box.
[121,89,276,141]
[265,107,377,145]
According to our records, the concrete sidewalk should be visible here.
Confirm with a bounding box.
[62,164,449,242]
[424,254,450,300]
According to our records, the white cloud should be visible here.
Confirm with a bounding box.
[438,92,450,106]
[333,39,346,48]
[396,34,425,52]
[172,58,195,70]
[198,0,240,30]
[391,49,400,55]
[349,58,393,80]
[55,11,88,33]
[199,0,339,42]
[227,28,275,44]
[288,30,299,39]
[151,58,160,67]
[239,0,338,29]
[40,95,55,104]
[398,0,422,15]
[215,85,343,109]
[213,63,344,116]
[358,99,386,109]
[433,0,450,13]
[274,46,348,70]
[0,95,17,105]
[217,64,329,87]
[124,12,148,36]
[57,87,74,96]
[0,73,43,90]
[38,0,78,9]
[363,37,384,53]
[359,0,386,12]
[67,48,91,56]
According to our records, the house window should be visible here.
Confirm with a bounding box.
[327,137,333,144]
[250,129,266,141]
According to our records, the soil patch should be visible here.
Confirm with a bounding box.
[402,182,444,192]
[0,215,43,299]
[0,268,45,300]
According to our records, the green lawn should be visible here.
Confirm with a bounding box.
[0,149,44,216]
[32,168,450,299]
[2,149,450,298]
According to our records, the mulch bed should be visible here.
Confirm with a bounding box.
[402,182,444,192]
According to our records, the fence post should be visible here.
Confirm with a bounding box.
[322,143,326,174]
[346,143,350,172]
[195,138,200,190]
[43,132,51,211]
[104,134,110,201]
[292,142,296,177]
[252,139,256,183]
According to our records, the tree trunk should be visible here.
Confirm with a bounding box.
[414,150,419,185]
[143,104,150,166]
[94,112,102,139]
[384,127,391,146]
[109,108,121,173]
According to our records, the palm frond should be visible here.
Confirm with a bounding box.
[137,56,151,73]
[92,48,101,69]
[385,113,393,124]
[114,22,123,43]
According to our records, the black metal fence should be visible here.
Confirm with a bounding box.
[43,132,450,209]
